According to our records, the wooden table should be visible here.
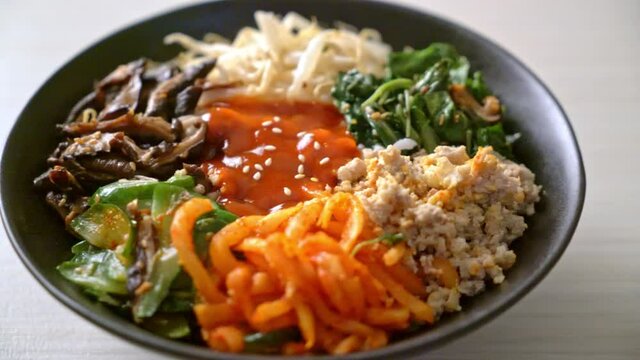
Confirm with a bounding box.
[1,0,638,359]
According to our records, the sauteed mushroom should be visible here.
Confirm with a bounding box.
[35,56,217,220]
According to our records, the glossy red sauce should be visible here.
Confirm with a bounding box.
[203,97,360,216]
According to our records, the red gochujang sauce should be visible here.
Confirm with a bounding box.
[202,97,361,216]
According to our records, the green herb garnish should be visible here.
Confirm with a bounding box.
[351,233,405,256]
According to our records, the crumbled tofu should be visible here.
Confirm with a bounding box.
[337,157,367,182]
[335,145,541,316]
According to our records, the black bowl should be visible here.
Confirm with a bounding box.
[1,0,585,359]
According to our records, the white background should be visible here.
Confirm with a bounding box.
[1,0,639,359]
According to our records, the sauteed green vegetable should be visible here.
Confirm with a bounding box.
[332,43,517,158]
[59,176,237,339]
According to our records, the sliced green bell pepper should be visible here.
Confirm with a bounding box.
[140,313,191,339]
[151,183,190,247]
[90,175,195,210]
[133,247,181,319]
[70,203,133,251]
[58,241,128,296]
[194,209,238,259]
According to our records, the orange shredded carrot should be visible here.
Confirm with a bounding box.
[171,192,433,355]
[206,326,245,353]
[210,216,260,277]
[323,220,344,238]
[193,303,240,329]
[364,307,410,328]
[170,198,224,303]
[432,256,459,288]
[254,312,298,333]
[383,243,406,266]
[386,262,427,296]
[250,271,277,295]
[368,262,434,324]
[340,195,365,252]
[251,297,293,324]
[363,329,388,350]
[289,288,315,349]
[285,199,323,240]
[256,203,302,235]
[332,334,363,355]
[283,342,308,355]
[342,277,366,319]
[225,265,254,319]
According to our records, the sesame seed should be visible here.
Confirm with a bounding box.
[294,174,305,179]
[264,145,276,151]
[297,131,306,138]
[253,172,262,181]
[264,158,272,166]
[242,165,250,174]
[298,154,305,162]
[254,164,264,171]
[310,177,319,182]
[319,157,330,165]
[283,187,292,196]
[272,127,283,134]
[273,116,281,122]
[297,164,305,174]
[262,120,273,127]
[313,141,321,150]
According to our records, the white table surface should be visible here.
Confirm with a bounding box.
[1,0,639,359]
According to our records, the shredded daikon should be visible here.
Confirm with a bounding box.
[164,11,391,103]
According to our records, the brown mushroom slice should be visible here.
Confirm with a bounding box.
[66,92,103,124]
[77,155,137,180]
[53,132,140,183]
[64,59,146,123]
[145,59,216,119]
[142,62,176,83]
[137,63,178,113]
[449,83,501,122]
[99,69,144,121]
[182,58,217,81]
[45,191,89,224]
[57,117,206,174]
[144,72,186,119]
[60,132,123,159]
[33,166,85,194]
[182,163,213,193]
[64,58,145,124]
[45,191,72,222]
[44,112,207,192]
[174,83,203,117]
[96,58,146,90]
[147,115,207,167]
[61,112,175,143]
[61,158,129,184]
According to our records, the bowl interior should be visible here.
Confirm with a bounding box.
[1,0,584,359]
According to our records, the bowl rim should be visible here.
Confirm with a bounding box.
[1,0,586,359]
